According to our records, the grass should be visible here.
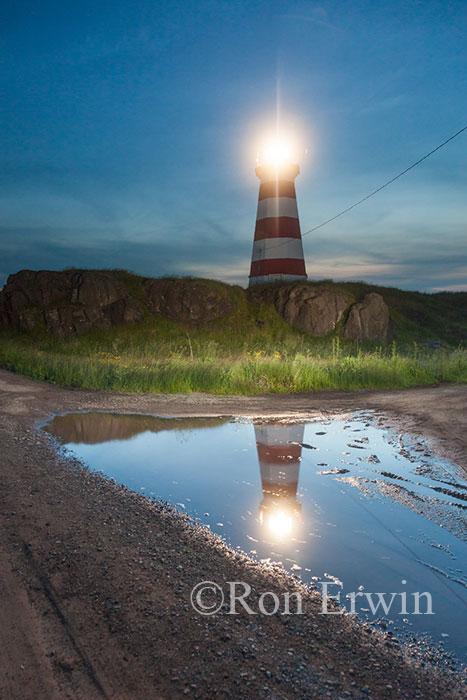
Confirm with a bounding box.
[303,279,467,345]
[1,271,465,394]
[60,269,467,346]
[0,323,465,395]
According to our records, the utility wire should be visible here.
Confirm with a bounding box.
[263,124,467,253]
[300,124,467,239]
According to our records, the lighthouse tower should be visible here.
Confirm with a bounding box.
[254,423,304,538]
[249,156,307,286]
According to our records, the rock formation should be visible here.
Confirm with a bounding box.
[144,278,234,323]
[0,270,143,336]
[248,283,351,335]
[344,292,390,343]
[0,270,391,342]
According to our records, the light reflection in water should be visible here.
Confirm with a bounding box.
[255,424,303,541]
[43,411,467,662]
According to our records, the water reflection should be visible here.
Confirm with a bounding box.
[255,424,303,540]
[43,411,467,661]
[44,412,229,444]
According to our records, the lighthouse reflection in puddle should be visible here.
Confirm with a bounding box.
[254,423,303,540]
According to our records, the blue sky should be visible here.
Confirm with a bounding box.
[1,0,466,291]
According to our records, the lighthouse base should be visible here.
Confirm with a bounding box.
[249,273,307,287]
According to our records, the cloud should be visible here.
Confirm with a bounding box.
[357,94,409,116]
[1,170,465,294]
[279,5,343,33]
[280,14,342,32]
[307,257,407,279]
[3,224,464,293]
[0,228,250,287]
[431,284,467,292]
[178,260,250,285]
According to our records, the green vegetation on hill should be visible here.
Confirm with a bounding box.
[74,269,467,346]
[305,278,466,345]
[0,270,465,394]
[57,268,466,345]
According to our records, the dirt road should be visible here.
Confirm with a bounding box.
[0,369,465,699]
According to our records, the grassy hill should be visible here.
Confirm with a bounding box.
[0,270,465,394]
[77,269,467,346]
[307,278,466,346]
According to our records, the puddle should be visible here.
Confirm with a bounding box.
[43,411,467,663]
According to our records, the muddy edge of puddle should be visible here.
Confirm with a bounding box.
[0,369,466,699]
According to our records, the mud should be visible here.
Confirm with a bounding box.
[0,369,466,699]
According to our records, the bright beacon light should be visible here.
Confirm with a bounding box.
[266,509,294,538]
[262,139,294,167]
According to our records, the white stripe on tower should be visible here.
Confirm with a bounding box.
[256,197,299,221]
[251,237,304,262]
[249,163,307,286]
[254,424,304,496]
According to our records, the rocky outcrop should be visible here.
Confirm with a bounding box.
[0,270,143,337]
[44,412,228,444]
[0,270,391,342]
[248,283,390,341]
[0,270,236,337]
[144,278,234,323]
[249,284,351,336]
[344,293,389,343]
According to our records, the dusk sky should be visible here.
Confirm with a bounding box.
[1,0,466,292]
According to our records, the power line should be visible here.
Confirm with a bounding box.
[263,124,467,254]
[300,124,467,238]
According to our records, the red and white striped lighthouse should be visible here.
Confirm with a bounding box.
[254,423,303,538]
[249,157,307,286]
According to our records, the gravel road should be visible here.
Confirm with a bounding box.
[0,369,465,699]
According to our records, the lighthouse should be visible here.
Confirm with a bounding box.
[249,144,307,286]
[254,423,304,538]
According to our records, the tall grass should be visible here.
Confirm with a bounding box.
[0,332,465,395]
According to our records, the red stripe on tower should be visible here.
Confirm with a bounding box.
[249,162,307,286]
[254,217,302,240]
[258,180,297,200]
[250,258,306,278]
[254,424,303,535]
